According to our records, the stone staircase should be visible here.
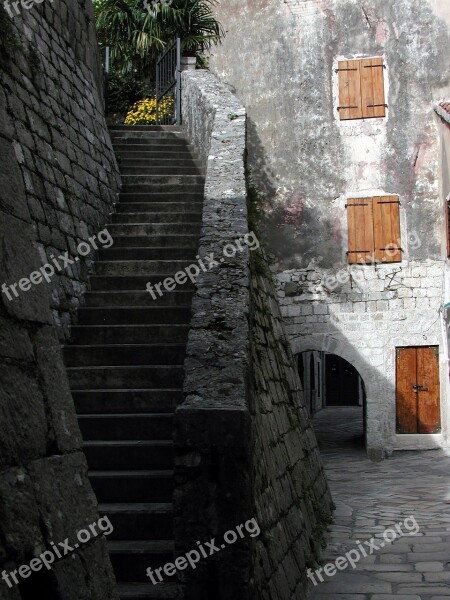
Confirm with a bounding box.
[65,125,204,600]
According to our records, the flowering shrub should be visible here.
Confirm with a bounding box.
[124,96,174,125]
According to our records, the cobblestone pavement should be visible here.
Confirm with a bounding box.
[309,407,450,600]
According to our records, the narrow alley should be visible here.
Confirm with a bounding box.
[311,407,450,599]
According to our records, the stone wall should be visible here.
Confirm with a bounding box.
[0,0,121,340]
[250,266,333,600]
[175,70,332,600]
[0,2,120,598]
[209,0,450,457]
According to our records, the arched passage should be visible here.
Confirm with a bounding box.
[293,337,370,452]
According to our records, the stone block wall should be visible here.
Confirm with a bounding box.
[250,267,333,600]
[176,70,332,600]
[0,2,120,598]
[277,260,446,457]
[0,0,121,340]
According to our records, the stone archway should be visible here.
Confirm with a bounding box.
[291,335,384,461]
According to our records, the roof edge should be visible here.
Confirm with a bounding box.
[434,102,450,126]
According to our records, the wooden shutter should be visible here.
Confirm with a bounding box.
[373,196,401,263]
[346,198,374,264]
[360,57,386,119]
[337,60,363,120]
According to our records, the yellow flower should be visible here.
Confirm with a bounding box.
[124,96,175,125]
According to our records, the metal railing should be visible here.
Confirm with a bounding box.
[156,37,181,125]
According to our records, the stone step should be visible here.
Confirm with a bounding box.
[115,150,196,160]
[121,184,204,195]
[118,158,201,168]
[108,224,201,237]
[108,541,174,583]
[116,202,203,213]
[88,275,193,291]
[71,324,189,344]
[77,306,192,325]
[109,125,183,132]
[89,470,174,503]
[82,292,193,309]
[110,130,184,139]
[121,174,204,186]
[68,365,184,389]
[84,441,174,470]
[112,137,188,146]
[99,503,173,540]
[117,582,181,600]
[98,247,198,261]
[73,389,182,414]
[65,344,186,367]
[94,259,196,276]
[118,193,203,203]
[79,414,173,441]
[111,212,202,224]
[108,235,199,249]
[119,166,201,176]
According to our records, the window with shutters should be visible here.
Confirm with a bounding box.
[337,57,387,121]
[346,196,402,264]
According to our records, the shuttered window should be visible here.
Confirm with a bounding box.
[346,196,401,264]
[337,57,386,121]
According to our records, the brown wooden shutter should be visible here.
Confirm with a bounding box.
[337,60,363,120]
[347,198,374,264]
[373,196,401,263]
[360,57,386,119]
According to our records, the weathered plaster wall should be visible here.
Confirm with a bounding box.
[210,0,450,457]
[0,2,119,597]
[176,70,332,600]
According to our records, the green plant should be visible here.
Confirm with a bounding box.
[196,53,209,69]
[108,73,151,116]
[93,0,224,76]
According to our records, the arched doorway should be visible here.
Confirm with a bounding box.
[297,350,367,450]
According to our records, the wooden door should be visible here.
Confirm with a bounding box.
[396,346,441,434]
